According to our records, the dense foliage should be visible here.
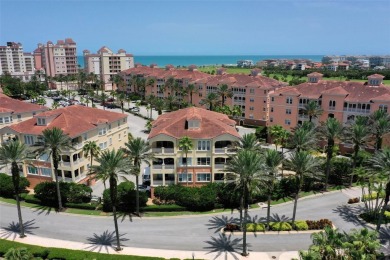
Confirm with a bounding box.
[0,173,30,198]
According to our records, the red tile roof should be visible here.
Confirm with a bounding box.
[7,105,127,138]
[148,107,240,140]
[0,96,48,114]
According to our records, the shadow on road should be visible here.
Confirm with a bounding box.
[0,219,39,240]
[332,204,368,228]
[32,204,55,216]
[204,233,244,260]
[206,216,239,233]
[85,230,129,253]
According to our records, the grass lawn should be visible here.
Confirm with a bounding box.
[197,66,252,75]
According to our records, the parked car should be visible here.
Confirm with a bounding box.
[138,184,151,193]
[105,102,119,109]
[129,107,140,112]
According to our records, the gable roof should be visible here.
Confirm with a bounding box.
[0,95,48,114]
[148,107,240,140]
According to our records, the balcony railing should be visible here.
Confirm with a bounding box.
[153,180,163,185]
[214,164,226,169]
[298,114,309,119]
[165,180,175,185]
[214,147,234,154]
[60,161,71,166]
[152,164,175,170]
[152,147,174,154]
[343,108,370,114]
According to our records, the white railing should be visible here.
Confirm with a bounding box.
[164,148,174,154]
[60,161,71,166]
[153,165,163,169]
[343,108,370,114]
[153,180,163,185]
[215,148,225,154]
[165,180,175,185]
[214,164,225,169]
[164,164,174,169]
[152,148,162,153]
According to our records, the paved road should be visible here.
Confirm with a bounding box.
[1,189,380,252]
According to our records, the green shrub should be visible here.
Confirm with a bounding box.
[0,173,30,198]
[362,192,385,202]
[102,182,147,213]
[141,204,186,212]
[34,182,92,206]
[306,219,333,230]
[294,220,309,231]
[246,223,265,232]
[4,247,32,260]
[24,194,41,204]
[175,183,218,211]
[66,202,96,210]
[270,222,292,231]
[328,157,352,186]
[216,182,241,209]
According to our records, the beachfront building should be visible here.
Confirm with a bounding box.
[147,107,240,195]
[83,47,134,91]
[0,42,36,81]
[0,92,48,146]
[0,105,128,187]
[33,38,78,78]
[121,65,286,126]
[268,72,389,130]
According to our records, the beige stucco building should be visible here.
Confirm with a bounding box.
[84,46,134,91]
[147,107,240,195]
[1,105,128,188]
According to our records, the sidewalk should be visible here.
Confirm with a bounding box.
[1,230,299,260]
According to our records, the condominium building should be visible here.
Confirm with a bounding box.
[33,38,78,78]
[268,72,389,130]
[0,42,36,81]
[84,46,134,91]
[0,92,48,146]
[0,105,128,187]
[147,107,240,195]
[121,65,286,126]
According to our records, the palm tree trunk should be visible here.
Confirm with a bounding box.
[239,196,243,228]
[292,185,301,227]
[185,151,188,186]
[376,181,390,231]
[266,194,271,231]
[324,142,333,191]
[112,205,121,251]
[12,162,25,238]
[242,186,249,256]
[53,150,63,211]
[109,177,121,251]
[136,175,140,216]
[350,148,359,187]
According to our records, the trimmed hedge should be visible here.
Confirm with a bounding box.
[0,239,164,260]
[24,194,41,204]
[247,223,265,232]
[103,181,148,212]
[66,202,97,210]
[0,173,30,198]
[294,220,309,231]
[362,192,385,202]
[243,219,331,232]
[34,182,92,206]
[141,205,186,212]
[270,222,292,231]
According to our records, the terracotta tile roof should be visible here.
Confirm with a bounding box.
[7,105,127,138]
[368,74,385,78]
[0,96,48,114]
[307,72,324,77]
[148,107,240,140]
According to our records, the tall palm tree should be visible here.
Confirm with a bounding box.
[200,92,221,111]
[153,98,165,115]
[268,125,284,151]
[225,150,264,256]
[303,100,323,123]
[186,84,197,105]
[234,133,261,152]
[289,122,317,152]
[124,138,153,216]
[0,141,30,238]
[145,94,155,119]
[83,141,101,184]
[264,149,284,230]
[367,148,390,231]
[92,149,130,251]
[179,136,193,186]
[118,93,126,113]
[285,150,320,226]
[319,118,343,191]
[232,105,243,119]
[344,117,370,186]
[217,84,233,106]
[164,95,176,111]
[370,109,390,151]
[38,127,73,211]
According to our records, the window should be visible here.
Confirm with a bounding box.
[286,109,292,114]
[271,97,275,102]
[286,97,293,104]
[379,104,388,113]
[250,89,255,94]
[41,168,52,177]
[24,135,34,145]
[250,98,254,102]
[197,173,211,182]
[17,114,21,120]
[0,117,2,124]
[271,107,274,112]
[270,117,274,122]
[197,140,210,151]
[4,116,11,123]
[27,166,38,175]
[119,134,121,140]
[37,118,46,125]
[108,124,111,130]
[99,142,107,150]
[178,173,192,182]
[84,133,88,140]
[109,137,112,146]
[263,107,266,111]
[250,106,254,111]
[285,119,291,125]
[197,157,211,165]
[98,128,107,135]
[179,157,192,166]
[329,100,336,109]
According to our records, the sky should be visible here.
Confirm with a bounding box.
[0,0,389,55]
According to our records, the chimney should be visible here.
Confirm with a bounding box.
[367,74,385,86]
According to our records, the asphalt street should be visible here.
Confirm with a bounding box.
[0,190,376,252]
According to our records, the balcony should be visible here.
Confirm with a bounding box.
[214,164,226,169]
[60,161,71,167]
[214,147,234,154]
[343,108,370,114]
[153,180,163,186]
[152,147,174,154]
[298,114,309,119]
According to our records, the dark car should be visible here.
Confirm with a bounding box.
[105,103,118,109]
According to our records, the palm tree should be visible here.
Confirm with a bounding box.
[0,141,30,238]
[264,149,283,230]
[344,117,370,186]
[285,150,320,226]
[268,125,284,151]
[200,92,221,111]
[164,96,176,111]
[303,100,323,123]
[179,136,193,186]
[289,122,317,152]
[92,149,130,251]
[319,118,343,191]
[124,138,152,216]
[234,133,261,152]
[367,148,390,231]
[83,141,101,185]
[153,98,165,115]
[38,127,73,211]
[232,105,243,119]
[186,84,197,105]
[217,84,233,106]
[145,94,155,119]
[225,150,264,256]
[370,109,390,151]
[118,93,126,113]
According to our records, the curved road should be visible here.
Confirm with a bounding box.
[0,190,370,252]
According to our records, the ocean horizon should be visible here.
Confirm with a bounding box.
[77,55,323,68]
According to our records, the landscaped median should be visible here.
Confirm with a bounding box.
[222,219,335,235]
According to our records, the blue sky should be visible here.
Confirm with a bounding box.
[0,0,389,55]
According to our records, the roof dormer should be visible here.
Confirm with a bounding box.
[36,116,47,126]
[307,72,323,83]
[367,74,385,86]
[35,113,58,126]
[187,119,200,129]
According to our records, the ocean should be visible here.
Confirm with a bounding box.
[77,55,323,68]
